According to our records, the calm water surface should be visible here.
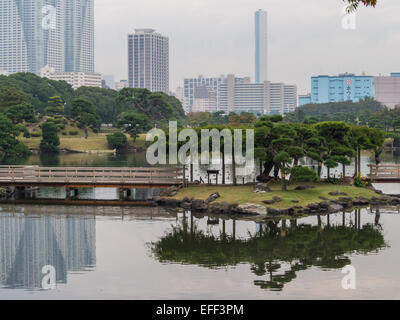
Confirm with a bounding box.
[0,150,399,299]
[0,206,399,299]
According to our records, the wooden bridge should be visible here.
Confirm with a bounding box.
[0,166,185,189]
[368,164,400,182]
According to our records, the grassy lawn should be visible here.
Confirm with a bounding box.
[172,183,377,209]
[19,133,147,152]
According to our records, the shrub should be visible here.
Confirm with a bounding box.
[69,130,79,136]
[325,177,341,185]
[31,131,42,138]
[290,166,319,183]
[56,124,65,130]
[40,122,60,154]
[61,131,68,136]
[92,128,99,134]
[107,132,128,151]
[354,176,372,188]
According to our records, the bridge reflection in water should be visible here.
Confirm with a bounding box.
[0,209,96,290]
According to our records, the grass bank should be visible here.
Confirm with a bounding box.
[19,134,147,152]
[172,183,377,209]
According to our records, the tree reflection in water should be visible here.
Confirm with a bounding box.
[151,211,387,291]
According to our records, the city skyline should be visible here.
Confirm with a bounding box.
[94,0,400,96]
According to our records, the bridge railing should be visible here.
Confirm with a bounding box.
[368,164,400,179]
[0,166,184,184]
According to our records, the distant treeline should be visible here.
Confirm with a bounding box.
[0,72,186,125]
[286,98,384,124]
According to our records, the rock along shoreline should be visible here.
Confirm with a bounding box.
[153,185,400,219]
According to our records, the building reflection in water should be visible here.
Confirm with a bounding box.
[0,211,96,290]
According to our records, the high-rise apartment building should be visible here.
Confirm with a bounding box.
[183,75,246,113]
[255,9,268,84]
[128,29,169,93]
[0,0,94,75]
[218,75,297,115]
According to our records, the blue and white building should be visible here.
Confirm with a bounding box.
[310,73,374,104]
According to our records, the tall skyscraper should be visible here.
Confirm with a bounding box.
[128,29,169,93]
[255,9,268,84]
[0,0,94,75]
[64,0,94,73]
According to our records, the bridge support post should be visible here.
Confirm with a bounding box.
[118,188,124,201]
[66,188,79,200]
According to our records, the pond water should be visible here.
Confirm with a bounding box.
[0,149,399,299]
[0,205,399,299]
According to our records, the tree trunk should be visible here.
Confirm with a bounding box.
[327,167,330,178]
[354,148,358,178]
[342,164,346,178]
[190,163,194,183]
[358,147,361,177]
[281,167,287,191]
[318,161,323,177]
[222,152,226,185]
[232,153,237,186]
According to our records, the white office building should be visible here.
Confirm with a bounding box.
[217,75,297,116]
[41,66,101,90]
[128,29,169,93]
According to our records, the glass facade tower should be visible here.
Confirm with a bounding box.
[0,0,94,75]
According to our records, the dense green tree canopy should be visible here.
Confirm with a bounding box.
[0,114,31,163]
[116,88,185,126]
[40,122,60,154]
[71,98,101,129]
[74,87,118,124]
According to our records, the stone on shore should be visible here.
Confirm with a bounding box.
[295,185,316,191]
[253,183,271,194]
[238,203,267,216]
[206,192,220,204]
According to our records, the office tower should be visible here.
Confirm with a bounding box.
[128,29,169,93]
[310,73,374,104]
[64,0,95,73]
[0,0,94,75]
[255,9,268,84]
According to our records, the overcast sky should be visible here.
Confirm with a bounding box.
[95,0,400,95]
